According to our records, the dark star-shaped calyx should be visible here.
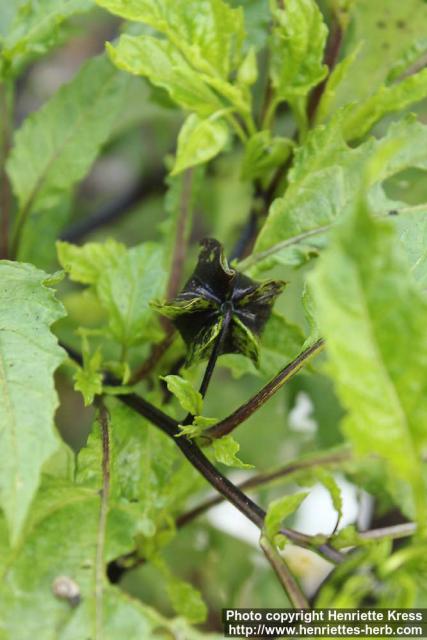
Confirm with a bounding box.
[154,238,286,365]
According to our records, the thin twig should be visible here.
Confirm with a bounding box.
[118,387,344,564]
[260,535,310,608]
[176,448,352,528]
[62,342,343,581]
[118,392,265,528]
[94,400,110,640]
[108,449,351,581]
[358,522,416,542]
[204,339,325,441]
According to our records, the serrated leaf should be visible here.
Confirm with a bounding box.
[7,55,128,241]
[57,239,126,285]
[0,261,66,542]
[251,117,427,270]
[97,243,166,349]
[107,35,222,117]
[269,0,327,104]
[210,435,253,470]
[341,67,427,141]
[264,492,309,540]
[0,476,214,639]
[172,114,229,175]
[1,0,92,76]
[97,0,245,80]
[310,199,427,525]
[161,375,203,416]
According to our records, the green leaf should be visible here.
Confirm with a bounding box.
[315,3,427,139]
[341,67,427,141]
[0,0,92,77]
[324,0,427,114]
[264,492,309,540]
[97,0,245,80]
[7,55,128,245]
[166,578,207,624]
[241,131,293,182]
[251,116,427,270]
[107,35,221,117]
[302,283,321,348]
[309,199,427,524]
[57,239,126,285]
[102,0,252,126]
[78,399,200,536]
[0,476,212,638]
[154,556,207,623]
[394,207,427,287]
[0,261,66,542]
[237,46,258,87]
[161,375,203,416]
[73,350,103,407]
[172,114,229,175]
[315,469,343,531]
[269,0,327,112]
[314,44,362,125]
[210,435,253,470]
[97,243,166,349]
[19,197,73,271]
[177,415,217,439]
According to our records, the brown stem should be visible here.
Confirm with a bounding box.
[166,168,194,300]
[63,342,342,582]
[204,339,324,441]
[0,83,13,260]
[176,448,352,528]
[130,170,194,384]
[308,14,343,124]
[358,522,416,542]
[260,535,309,608]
